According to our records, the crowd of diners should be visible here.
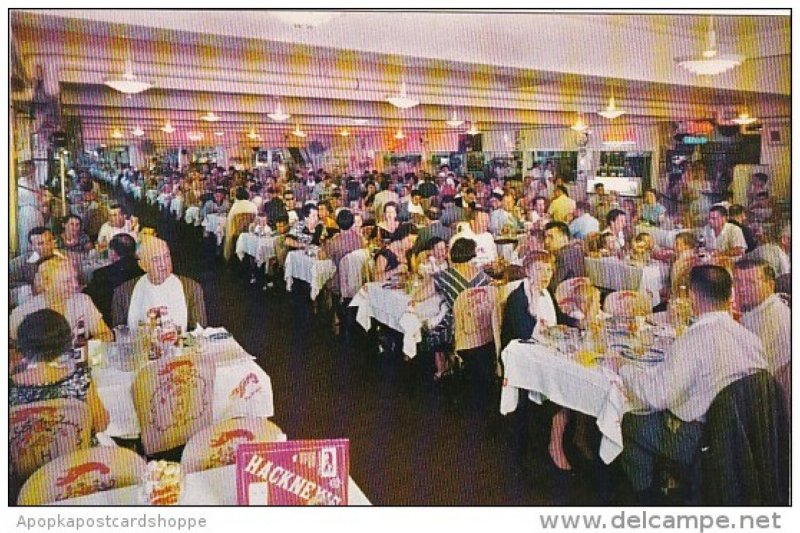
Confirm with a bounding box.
[9,158,791,503]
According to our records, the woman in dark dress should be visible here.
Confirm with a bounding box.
[373,223,417,282]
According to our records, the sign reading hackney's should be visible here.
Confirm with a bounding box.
[235,439,349,506]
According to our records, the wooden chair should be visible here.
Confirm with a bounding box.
[224,212,256,262]
[603,290,652,318]
[18,447,147,505]
[9,399,91,480]
[338,248,370,300]
[181,417,286,474]
[132,355,215,456]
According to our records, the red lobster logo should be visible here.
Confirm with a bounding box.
[158,359,194,376]
[210,429,255,448]
[230,373,260,400]
[55,462,110,487]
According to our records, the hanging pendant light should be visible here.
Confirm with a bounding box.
[160,121,175,134]
[247,129,261,140]
[394,128,406,140]
[267,102,291,122]
[105,58,153,95]
[187,132,203,142]
[111,128,124,139]
[446,109,465,128]
[570,115,589,132]
[676,17,744,76]
[292,124,307,138]
[131,126,145,137]
[386,82,419,109]
[201,111,221,122]
[597,96,626,120]
[466,122,480,136]
[732,111,758,125]
[213,131,225,137]
[339,128,350,137]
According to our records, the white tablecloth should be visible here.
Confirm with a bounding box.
[169,197,184,220]
[202,213,227,246]
[350,282,445,358]
[158,193,172,211]
[585,257,669,307]
[146,189,159,205]
[184,206,201,226]
[52,464,370,506]
[236,233,278,268]
[634,225,694,249]
[94,341,274,438]
[284,250,336,301]
[500,340,628,464]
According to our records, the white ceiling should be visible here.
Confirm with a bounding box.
[10,9,791,147]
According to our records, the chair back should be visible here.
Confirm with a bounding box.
[554,277,594,319]
[181,417,286,473]
[18,447,147,505]
[453,285,499,352]
[86,205,108,241]
[775,273,791,295]
[603,290,652,318]
[338,248,370,299]
[9,399,91,480]
[701,371,790,505]
[224,212,257,261]
[133,355,215,456]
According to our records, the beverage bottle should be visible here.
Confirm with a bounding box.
[72,316,88,367]
[696,235,708,263]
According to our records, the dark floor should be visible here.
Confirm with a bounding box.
[124,194,639,506]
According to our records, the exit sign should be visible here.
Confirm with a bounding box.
[683,136,708,145]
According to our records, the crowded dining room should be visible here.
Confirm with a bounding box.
[7,8,792,509]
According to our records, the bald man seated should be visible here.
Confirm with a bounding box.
[111,236,207,331]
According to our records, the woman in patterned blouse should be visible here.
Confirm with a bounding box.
[9,309,109,435]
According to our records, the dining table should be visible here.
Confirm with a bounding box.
[202,213,227,246]
[90,331,275,438]
[236,232,279,270]
[283,249,337,301]
[634,224,695,249]
[500,316,675,464]
[350,281,445,358]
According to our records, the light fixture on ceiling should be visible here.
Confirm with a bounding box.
[446,110,465,128]
[597,96,626,120]
[732,111,758,125]
[386,82,419,109]
[187,132,203,142]
[269,11,341,29]
[160,121,175,134]
[292,124,307,138]
[213,131,225,137]
[104,59,153,95]
[570,115,589,133]
[247,129,261,140]
[267,102,291,122]
[394,128,406,140]
[111,128,124,139]
[676,17,744,76]
[201,112,221,122]
[351,118,369,126]
[339,128,350,137]
[131,126,145,137]
[466,123,480,136]
[602,139,636,147]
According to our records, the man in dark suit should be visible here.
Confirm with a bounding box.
[412,208,454,255]
[84,233,144,326]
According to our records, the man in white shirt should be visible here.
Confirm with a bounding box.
[112,236,207,331]
[619,265,768,495]
[734,259,790,375]
[449,208,497,266]
[700,206,747,258]
[97,204,139,246]
[568,201,599,240]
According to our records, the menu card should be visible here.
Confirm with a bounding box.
[235,439,349,506]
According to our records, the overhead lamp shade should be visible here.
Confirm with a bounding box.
[386,82,419,109]
[570,117,589,132]
[339,129,350,137]
[394,128,406,140]
[132,127,145,137]
[247,130,260,140]
[446,110,465,128]
[597,96,626,120]
[292,125,307,138]
[201,112,221,122]
[675,18,743,76]
[187,132,203,142]
[351,118,369,126]
[104,61,152,95]
[466,123,480,135]
[160,121,175,134]
[732,112,758,125]
[111,129,124,139]
[267,103,291,122]
[213,131,225,137]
